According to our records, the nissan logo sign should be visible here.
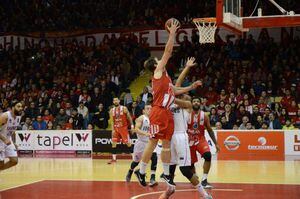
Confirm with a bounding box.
[224,136,240,151]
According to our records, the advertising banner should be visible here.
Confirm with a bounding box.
[284,130,300,155]
[92,130,137,154]
[217,131,285,160]
[16,130,92,154]
[1,27,299,50]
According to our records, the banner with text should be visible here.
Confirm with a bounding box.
[16,130,92,153]
[217,131,285,160]
[92,130,137,154]
[1,27,299,50]
[284,130,300,155]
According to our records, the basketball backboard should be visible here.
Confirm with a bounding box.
[216,0,300,33]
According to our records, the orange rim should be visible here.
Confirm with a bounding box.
[193,17,216,23]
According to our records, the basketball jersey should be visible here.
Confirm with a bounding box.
[112,106,128,128]
[187,111,205,146]
[170,104,189,133]
[152,71,175,109]
[137,115,150,143]
[0,111,21,141]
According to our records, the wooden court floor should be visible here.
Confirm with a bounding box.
[0,157,300,198]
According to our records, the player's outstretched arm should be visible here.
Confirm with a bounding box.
[204,114,220,153]
[154,19,180,79]
[175,57,197,87]
[132,116,149,136]
[0,113,10,145]
[174,98,192,109]
[173,80,202,95]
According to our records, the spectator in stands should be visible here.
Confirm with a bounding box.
[222,104,235,129]
[201,97,211,112]
[261,122,269,130]
[236,105,250,125]
[123,89,133,108]
[42,109,54,124]
[251,105,261,125]
[54,108,68,128]
[239,116,249,130]
[56,124,62,130]
[140,86,153,104]
[87,124,94,130]
[281,89,294,108]
[25,102,40,120]
[268,113,282,129]
[64,117,74,130]
[47,121,54,130]
[209,107,219,127]
[220,116,231,129]
[278,108,289,125]
[254,115,264,129]
[135,95,145,110]
[92,103,109,129]
[215,122,222,130]
[233,124,239,130]
[217,101,226,116]
[22,117,32,130]
[129,101,142,124]
[71,109,84,130]
[287,100,298,120]
[246,122,253,130]
[32,115,47,130]
[78,101,89,129]
[282,119,296,130]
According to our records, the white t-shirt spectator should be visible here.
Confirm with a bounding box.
[78,105,89,119]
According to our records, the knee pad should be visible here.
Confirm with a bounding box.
[202,152,212,162]
[179,166,193,180]
[150,153,158,171]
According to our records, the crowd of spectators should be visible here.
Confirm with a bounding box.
[1,0,298,32]
[168,31,300,130]
[0,33,150,130]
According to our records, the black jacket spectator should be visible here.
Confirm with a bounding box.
[92,104,109,129]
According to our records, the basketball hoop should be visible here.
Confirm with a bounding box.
[193,18,217,44]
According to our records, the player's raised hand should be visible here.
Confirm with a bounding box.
[185,57,197,68]
[191,80,202,89]
[167,19,180,34]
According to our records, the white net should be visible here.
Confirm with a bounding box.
[194,19,217,44]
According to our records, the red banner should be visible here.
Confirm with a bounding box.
[217,131,285,160]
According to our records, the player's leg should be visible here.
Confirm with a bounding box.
[108,130,119,164]
[160,139,175,185]
[198,139,213,189]
[134,139,158,186]
[149,152,158,187]
[201,151,212,188]
[0,144,18,170]
[126,141,143,182]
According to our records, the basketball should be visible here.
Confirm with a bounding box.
[165,18,181,33]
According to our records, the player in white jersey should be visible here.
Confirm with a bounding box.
[0,100,23,171]
[159,58,212,199]
[125,103,159,187]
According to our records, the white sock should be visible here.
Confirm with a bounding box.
[202,174,208,181]
[163,163,170,175]
[112,154,117,160]
[196,183,208,197]
[151,170,156,175]
[140,161,147,174]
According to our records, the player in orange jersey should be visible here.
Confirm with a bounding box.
[134,18,202,187]
[108,97,134,164]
